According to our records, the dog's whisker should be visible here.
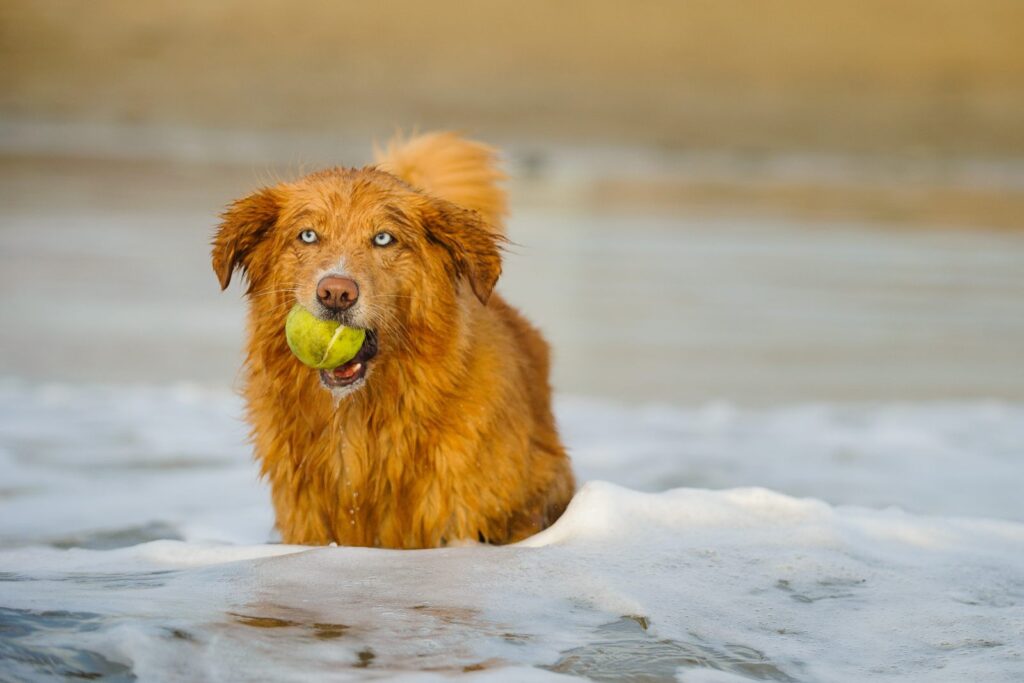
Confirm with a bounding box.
[256,292,302,307]
[377,315,410,343]
[249,288,301,301]
[360,301,413,340]
[250,286,301,295]
[363,315,408,349]
[368,313,413,338]
[261,300,304,318]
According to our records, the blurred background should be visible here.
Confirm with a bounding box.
[4,7,1024,679]
[2,0,1022,404]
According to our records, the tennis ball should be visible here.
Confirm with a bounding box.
[285,304,366,369]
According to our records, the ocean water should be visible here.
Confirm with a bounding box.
[1,382,1022,682]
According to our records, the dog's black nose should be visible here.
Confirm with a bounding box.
[317,276,359,311]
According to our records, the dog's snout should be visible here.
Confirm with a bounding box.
[316,276,359,311]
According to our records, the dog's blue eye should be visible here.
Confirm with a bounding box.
[299,229,318,244]
[373,232,395,247]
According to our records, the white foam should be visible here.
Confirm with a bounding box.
[1,382,1022,681]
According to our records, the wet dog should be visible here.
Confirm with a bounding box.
[212,132,574,548]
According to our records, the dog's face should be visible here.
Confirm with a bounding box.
[212,168,502,398]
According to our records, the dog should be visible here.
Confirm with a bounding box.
[212,132,575,548]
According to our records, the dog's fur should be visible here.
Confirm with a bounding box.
[212,132,574,548]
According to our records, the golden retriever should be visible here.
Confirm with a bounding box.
[212,132,574,548]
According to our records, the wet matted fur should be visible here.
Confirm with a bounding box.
[212,132,574,548]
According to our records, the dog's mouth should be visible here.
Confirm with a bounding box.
[318,330,378,390]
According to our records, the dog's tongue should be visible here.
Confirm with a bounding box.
[331,361,362,380]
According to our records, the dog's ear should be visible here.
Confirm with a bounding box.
[211,188,279,290]
[421,198,504,304]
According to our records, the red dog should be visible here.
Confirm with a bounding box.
[212,132,574,548]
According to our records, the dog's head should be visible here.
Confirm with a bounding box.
[212,167,502,397]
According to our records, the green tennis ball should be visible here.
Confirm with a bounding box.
[285,304,366,369]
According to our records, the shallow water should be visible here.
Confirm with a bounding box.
[1,383,1023,682]
[543,616,795,682]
